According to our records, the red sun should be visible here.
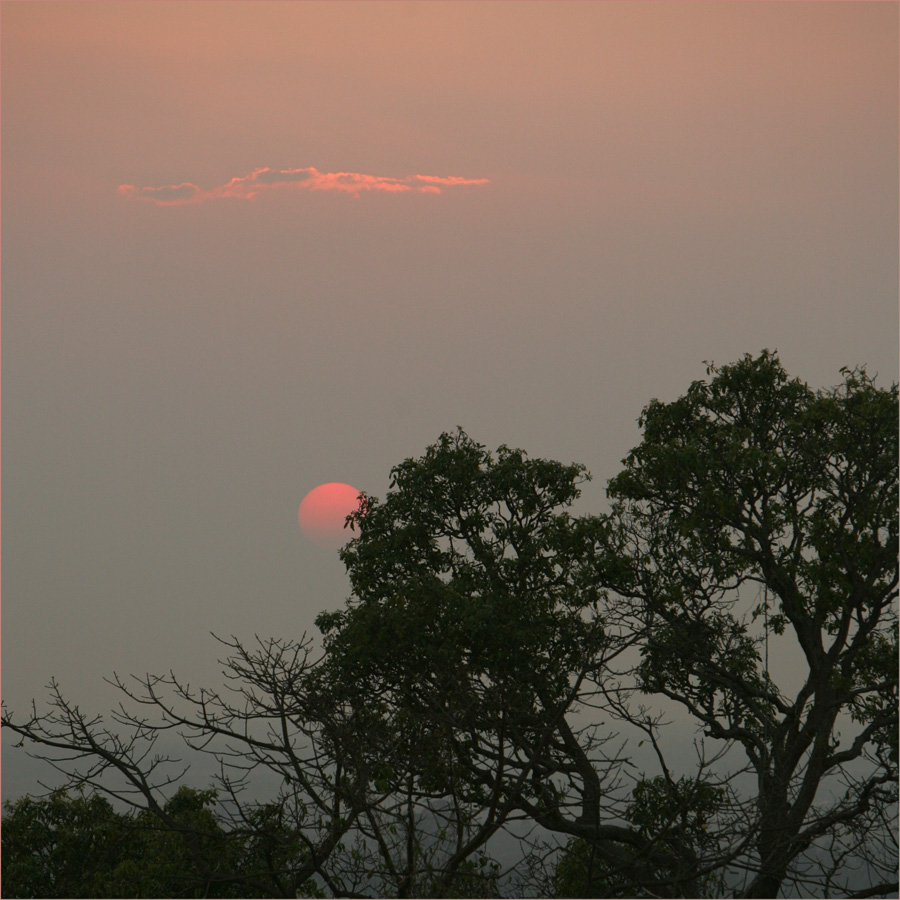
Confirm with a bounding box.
[298,482,361,549]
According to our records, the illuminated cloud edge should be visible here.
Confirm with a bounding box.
[118,167,490,205]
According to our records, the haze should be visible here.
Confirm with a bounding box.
[2,2,897,800]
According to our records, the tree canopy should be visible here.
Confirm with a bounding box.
[3,351,897,898]
[0,786,283,898]
[597,353,898,897]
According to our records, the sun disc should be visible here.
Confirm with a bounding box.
[298,482,361,549]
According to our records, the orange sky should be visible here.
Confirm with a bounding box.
[7,2,894,214]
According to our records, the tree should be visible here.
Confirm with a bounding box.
[2,789,131,899]
[1,786,254,898]
[2,639,378,897]
[315,430,632,896]
[3,352,897,898]
[597,352,898,897]
[2,636,507,898]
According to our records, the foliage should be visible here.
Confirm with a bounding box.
[3,352,897,898]
[552,775,728,898]
[2,790,129,899]
[0,786,263,898]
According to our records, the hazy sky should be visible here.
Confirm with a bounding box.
[2,2,897,800]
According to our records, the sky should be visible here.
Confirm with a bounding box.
[2,1,898,801]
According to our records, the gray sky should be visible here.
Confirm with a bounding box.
[2,1,897,801]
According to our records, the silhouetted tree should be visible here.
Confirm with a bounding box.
[4,352,896,898]
[596,353,897,897]
[1,786,272,898]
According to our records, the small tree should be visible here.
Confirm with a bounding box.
[2,790,132,899]
[1,786,252,898]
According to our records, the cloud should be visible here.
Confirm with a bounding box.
[251,168,314,185]
[117,182,202,205]
[118,167,489,206]
[414,175,491,187]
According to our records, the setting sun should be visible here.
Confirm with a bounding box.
[298,482,361,549]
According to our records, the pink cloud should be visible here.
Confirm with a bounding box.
[414,175,490,187]
[118,167,489,206]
